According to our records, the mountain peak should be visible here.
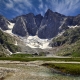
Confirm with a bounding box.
[47,9,53,13]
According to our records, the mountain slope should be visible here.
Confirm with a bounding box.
[0,30,21,57]
[0,15,9,30]
[49,27,80,57]
[37,9,66,39]
[12,16,28,36]
[0,9,80,57]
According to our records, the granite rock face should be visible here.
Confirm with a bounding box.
[0,15,9,30]
[37,9,66,39]
[35,14,43,28]
[24,13,38,36]
[12,13,43,36]
[12,17,28,36]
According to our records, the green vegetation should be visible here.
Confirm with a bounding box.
[51,27,80,57]
[0,57,80,62]
[10,53,33,57]
[56,40,80,57]
[0,30,21,56]
[42,63,80,75]
[52,27,80,45]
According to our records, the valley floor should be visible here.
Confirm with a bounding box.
[0,60,80,80]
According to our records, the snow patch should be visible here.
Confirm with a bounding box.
[68,25,80,28]
[15,41,18,45]
[8,21,14,29]
[23,36,51,49]
[4,22,15,34]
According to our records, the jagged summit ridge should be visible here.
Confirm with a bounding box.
[0,9,80,39]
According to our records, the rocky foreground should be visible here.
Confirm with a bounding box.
[0,60,80,80]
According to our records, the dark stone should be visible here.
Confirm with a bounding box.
[12,17,28,36]
[24,13,38,36]
[0,15,9,30]
[37,9,65,39]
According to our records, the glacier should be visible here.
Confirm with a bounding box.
[23,36,51,49]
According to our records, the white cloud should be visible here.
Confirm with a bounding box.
[6,0,14,8]
[49,0,80,15]
[14,8,23,14]
[44,5,48,12]
[13,0,33,8]
[39,0,43,9]
[38,0,49,16]
[5,0,33,15]
[2,0,80,18]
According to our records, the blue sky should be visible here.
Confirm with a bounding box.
[0,0,80,19]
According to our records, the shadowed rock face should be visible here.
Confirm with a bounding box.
[37,9,66,39]
[0,15,9,30]
[1,9,80,39]
[35,14,43,28]
[24,13,39,36]
[12,13,43,36]
[12,17,28,36]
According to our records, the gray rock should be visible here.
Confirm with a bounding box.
[0,15,9,30]
[37,9,65,39]
[35,14,43,28]
[12,17,28,36]
[24,13,38,36]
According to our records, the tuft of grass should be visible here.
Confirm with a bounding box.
[10,53,33,58]
[42,63,80,75]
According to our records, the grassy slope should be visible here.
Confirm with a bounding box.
[0,30,20,56]
[50,27,80,57]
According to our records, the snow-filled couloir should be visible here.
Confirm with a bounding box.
[4,21,15,34]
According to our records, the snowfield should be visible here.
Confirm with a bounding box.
[23,36,51,49]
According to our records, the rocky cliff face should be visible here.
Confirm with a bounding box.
[23,13,38,36]
[12,13,43,36]
[12,17,28,36]
[0,9,80,39]
[35,14,43,28]
[37,9,66,39]
[0,15,9,30]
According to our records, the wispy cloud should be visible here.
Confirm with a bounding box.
[38,0,48,15]
[5,0,33,15]
[1,0,80,19]
[6,0,14,9]
[39,0,43,9]
[49,0,80,15]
